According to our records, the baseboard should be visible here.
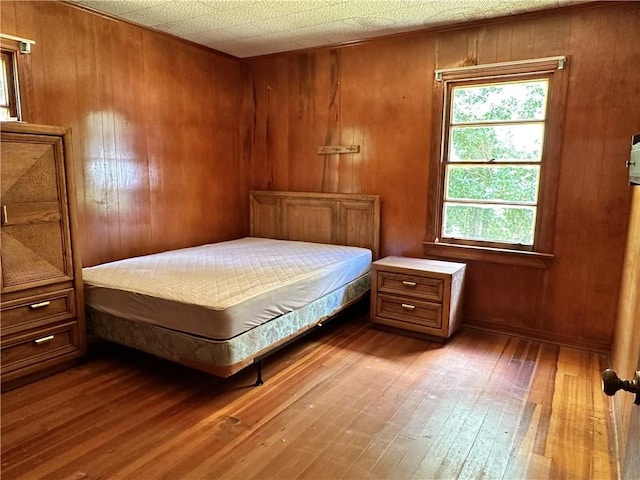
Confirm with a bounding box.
[462,320,611,353]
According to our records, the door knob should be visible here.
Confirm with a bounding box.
[601,369,640,405]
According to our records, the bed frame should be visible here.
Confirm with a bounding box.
[86,191,380,383]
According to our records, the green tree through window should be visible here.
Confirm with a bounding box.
[441,79,548,247]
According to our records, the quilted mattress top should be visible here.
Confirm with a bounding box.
[82,237,371,311]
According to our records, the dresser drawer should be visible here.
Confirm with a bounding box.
[1,322,80,375]
[375,294,442,329]
[376,272,443,302]
[1,289,76,334]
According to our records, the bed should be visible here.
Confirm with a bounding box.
[83,191,380,383]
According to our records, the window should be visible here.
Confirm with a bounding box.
[0,34,35,122]
[1,49,19,120]
[425,57,568,268]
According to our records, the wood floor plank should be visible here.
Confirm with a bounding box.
[343,338,469,478]
[0,311,617,480]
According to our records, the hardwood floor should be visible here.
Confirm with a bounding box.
[1,305,616,479]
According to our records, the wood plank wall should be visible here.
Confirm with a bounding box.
[0,1,244,267]
[240,2,640,351]
[610,187,640,476]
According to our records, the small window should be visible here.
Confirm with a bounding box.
[0,34,35,122]
[1,49,19,120]
[426,57,568,266]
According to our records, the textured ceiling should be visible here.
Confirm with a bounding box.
[71,0,579,58]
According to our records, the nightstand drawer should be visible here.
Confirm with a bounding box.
[1,322,81,375]
[370,256,465,341]
[1,289,76,334]
[377,272,443,302]
[375,294,442,328]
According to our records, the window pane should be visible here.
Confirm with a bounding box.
[450,123,544,162]
[451,80,548,123]
[442,203,535,245]
[445,165,540,203]
[0,57,8,106]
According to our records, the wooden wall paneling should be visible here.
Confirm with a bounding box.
[142,33,188,253]
[308,50,338,193]
[187,47,220,247]
[95,18,121,262]
[493,21,514,63]
[489,16,535,63]
[476,25,499,65]
[251,56,290,193]
[319,49,341,193]
[289,50,340,192]
[339,35,432,257]
[575,7,631,342]
[243,59,271,192]
[269,56,291,192]
[531,13,571,58]
[0,1,17,32]
[286,53,311,191]
[237,61,253,214]
[542,8,624,344]
[584,5,640,342]
[463,263,543,331]
[287,51,332,192]
[538,13,590,339]
[508,18,536,61]
[175,45,207,247]
[435,27,477,68]
[239,58,276,226]
[337,45,379,198]
[194,50,244,246]
[68,8,109,266]
[105,19,151,261]
[335,102,360,195]
[36,2,78,131]
[334,53,363,195]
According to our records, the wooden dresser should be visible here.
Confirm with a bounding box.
[370,256,466,341]
[1,122,85,388]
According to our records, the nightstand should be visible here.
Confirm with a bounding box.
[370,256,466,341]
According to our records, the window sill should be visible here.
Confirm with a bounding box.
[422,242,554,269]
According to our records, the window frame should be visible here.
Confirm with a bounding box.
[424,57,569,269]
[1,49,19,119]
[0,35,35,122]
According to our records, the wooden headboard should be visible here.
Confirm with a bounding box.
[249,191,380,259]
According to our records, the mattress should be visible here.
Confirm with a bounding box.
[83,237,372,340]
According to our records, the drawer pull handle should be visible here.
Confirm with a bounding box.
[34,335,55,345]
[1,205,7,225]
[401,304,416,311]
[29,301,51,310]
[402,281,417,287]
